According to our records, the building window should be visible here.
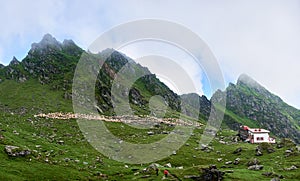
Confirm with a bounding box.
[256,137,264,141]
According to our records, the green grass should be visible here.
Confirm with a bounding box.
[224,108,259,128]
[0,113,299,180]
[0,79,72,113]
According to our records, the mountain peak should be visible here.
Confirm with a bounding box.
[237,74,262,89]
[62,39,76,46]
[9,56,20,66]
[30,34,62,53]
[99,48,116,55]
[39,34,61,46]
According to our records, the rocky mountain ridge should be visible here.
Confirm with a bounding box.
[0,34,299,143]
[0,34,182,116]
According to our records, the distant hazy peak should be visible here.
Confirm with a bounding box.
[62,39,76,46]
[40,34,60,46]
[100,48,115,54]
[237,74,262,89]
[30,34,61,52]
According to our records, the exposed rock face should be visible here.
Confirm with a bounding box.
[4,145,31,157]
[180,93,211,120]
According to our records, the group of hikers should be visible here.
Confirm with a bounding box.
[153,167,169,177]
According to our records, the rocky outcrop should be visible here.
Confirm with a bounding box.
[9,57,20,66]
[247,158,260,166]
[248,165,264,170]
[4,145,31,157]
[201,165,225,180]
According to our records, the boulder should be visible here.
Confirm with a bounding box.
[267,147,275,153]
[201,165,225,181]
[233,158,240,165]
[200,144,214,152]
[247,158,260,166]
[233,147,242,154]
[231,135,240,142]
[285,165,297,171]
[13,130,19,135]
[5,145,31,157]
[256,150,263,156]
[143,163,159,176]
[225,161,232,165]
[165,163,172,168]
[219,140,226,144]
[57,140,64,145]
[285,149,292,154]
[248,165,264,170]
[147,131,154,135]
[259,143,275,154]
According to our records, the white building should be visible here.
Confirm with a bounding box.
[239,125,276,144]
